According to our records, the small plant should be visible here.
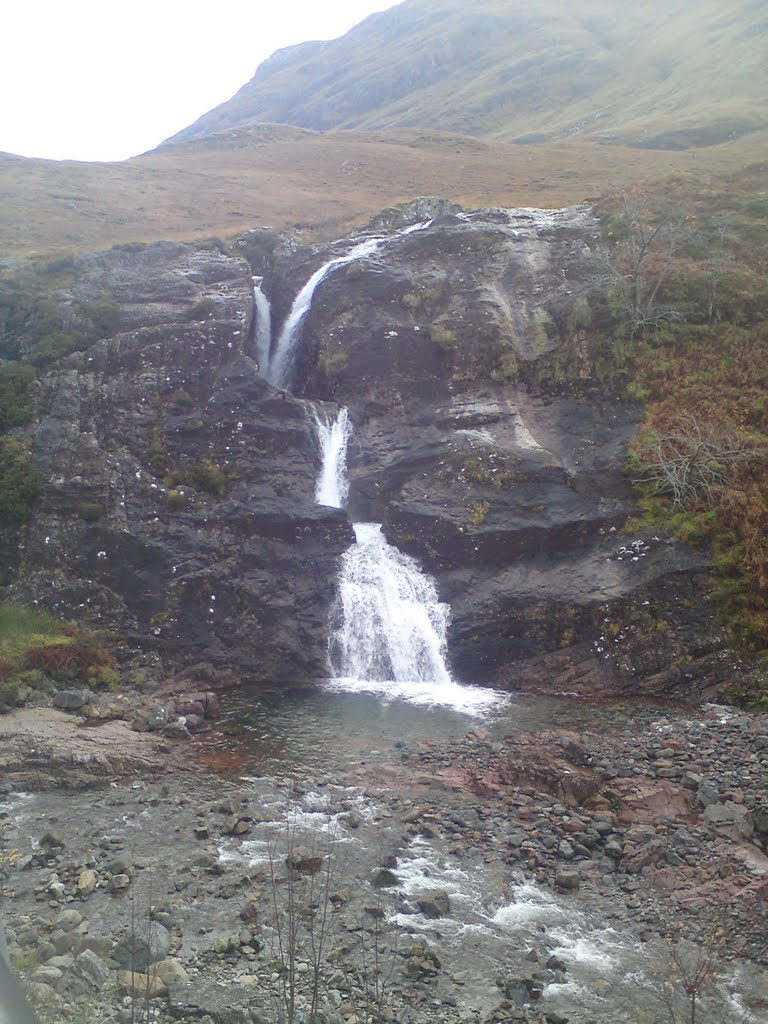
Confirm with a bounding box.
[429,323,458,350]
[318,349,348,378]
[467,501,491,528]
[78,501,105,522]
[166,459,228,496]
[184,298,216,321]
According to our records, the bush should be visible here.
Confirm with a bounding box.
[0,362,36,431]
[184,298,216,321]
[78,502,105,522]
[429,323,458,350]
[0,438,41,526]
[166,459,228,496]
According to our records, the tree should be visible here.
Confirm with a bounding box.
[631,416,761,511]
[605,194,688,339]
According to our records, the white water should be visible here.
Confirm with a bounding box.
[314,406,351,508]
[329,522,453,687]
[266,220,432,390]
[251,276,272,374]
[313,407,504,714]
[267,235,385,388]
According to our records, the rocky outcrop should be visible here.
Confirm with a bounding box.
[5,206,753,698]
[10,242,352,681]
[259,204,744,699]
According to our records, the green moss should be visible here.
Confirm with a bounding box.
[567,295,593,332]
[0,604,116,710]
[0,362,37,431]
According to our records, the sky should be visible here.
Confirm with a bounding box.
[1,0,400,163]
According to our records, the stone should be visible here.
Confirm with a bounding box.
[52,909,83,933]
[52,689,90,711]
[113,921,171,971]
[555,871,580,893]
[70,949,111,992]
[703,802,754,839]
[151,957,190,986]
[117,969,168,997]
[40,831,66,850]
[415,889,451,919]
[371,868,398,888]
[76,869,98,897]
[168,979,259,1023]
[108,874,131,892]
[285,846,324,875]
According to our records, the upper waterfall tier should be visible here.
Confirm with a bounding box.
[265,220,431,390]
[252,276,272,375]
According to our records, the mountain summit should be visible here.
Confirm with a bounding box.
[165,0,768,151]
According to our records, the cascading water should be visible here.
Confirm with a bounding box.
[313,408,502,712]
[330,522,452,687]
[266,221,432,390]
[314,407,350,509]
[251,276,272,374]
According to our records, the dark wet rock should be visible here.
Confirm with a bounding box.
[555,871,580,893]
[2,209,751,701]
[416,889,451,919]
[371,867,399,888]
[10,242,353,684]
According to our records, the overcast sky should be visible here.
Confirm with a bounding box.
[2,0,400,163]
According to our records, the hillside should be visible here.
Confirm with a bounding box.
[166,0,768,150]
[2,125,768,258]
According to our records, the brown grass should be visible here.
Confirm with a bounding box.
[2,125,767,257]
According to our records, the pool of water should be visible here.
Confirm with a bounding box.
[211,681,666,779]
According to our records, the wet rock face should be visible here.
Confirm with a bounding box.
[7,209,749,697]
[262,204,742,698]
[12,242,352,682]
[280,205,608,408]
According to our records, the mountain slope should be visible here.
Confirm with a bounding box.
[166,0,768,150]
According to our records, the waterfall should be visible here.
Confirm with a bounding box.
[267,220,433,390]
[313,408,501,712]
[314,407,351,509]
[330,522,452,687]
[252,276,272,374]
[267,236,385,389]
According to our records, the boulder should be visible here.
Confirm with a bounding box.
[415,889,451,919]
[112,920,171,971]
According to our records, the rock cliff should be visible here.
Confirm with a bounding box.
[10,242,352,682]
[5,208,749,698]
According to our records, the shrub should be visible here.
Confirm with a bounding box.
[78,502,105,522]
[467,501,491,528]
[0,362,36,431]
[167,459,228,496]
[429,323,458,350]
[318,350,348,378]
[184,298,216,321]
[0,438,41,526]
